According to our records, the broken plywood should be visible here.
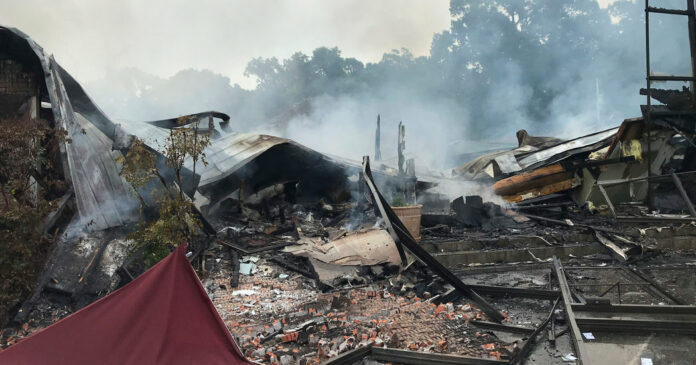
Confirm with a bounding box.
[283,228,401,266]
[503,179,577,203]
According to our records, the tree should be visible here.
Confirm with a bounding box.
[118,118,210,267]
[0,116,69,326]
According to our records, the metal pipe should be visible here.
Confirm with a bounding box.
[645,0,653,210]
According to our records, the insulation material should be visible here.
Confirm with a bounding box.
[587,146,609,161]
[621,139,643,163]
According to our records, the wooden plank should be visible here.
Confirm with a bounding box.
[492,163,569,195]
[594,231,628,262]
[503,179,574,203]
[597,184,617,218]
[671,172,696,217]
[40,189,73,234]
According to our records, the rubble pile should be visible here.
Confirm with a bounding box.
[207,254,513,364]
[2,18,696,365]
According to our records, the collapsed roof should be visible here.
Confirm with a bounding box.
[0,25,413,235]
[452,128,619,181]
[1,25,140,231]
[0,25,428,307]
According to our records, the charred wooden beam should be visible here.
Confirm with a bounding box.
[362,156,505,323]
[646,6,693,15]
[397,122,405,175]
[597,185,617,219]
[437,285,559,303]
[39,188,73,234]
[671,172,696,217]
[374,114,381,161]
[509,297,561,365]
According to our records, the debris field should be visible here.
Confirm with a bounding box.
[3,4,696,364]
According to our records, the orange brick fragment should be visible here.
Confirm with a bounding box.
[281,332,299,343]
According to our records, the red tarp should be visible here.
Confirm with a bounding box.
[0,244,253,364]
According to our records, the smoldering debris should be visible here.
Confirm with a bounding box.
[4,10,696,365]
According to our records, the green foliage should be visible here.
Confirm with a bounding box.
[118,122,211,267]
[0,117,65,326]
[167,117,210,191]
[116,138,156,191]
[0,203,51,319]
[391,195,406,207]
[128,192,202,267]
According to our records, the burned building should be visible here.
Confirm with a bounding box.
[2,2,696,364]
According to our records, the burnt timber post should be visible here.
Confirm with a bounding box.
[374,114,381,161]
[397,121,405,176]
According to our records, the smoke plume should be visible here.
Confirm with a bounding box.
[84,0,693,171]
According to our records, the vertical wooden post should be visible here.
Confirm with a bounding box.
[687,0,696,107]
[374,114,381,161]
[397,122,405,176]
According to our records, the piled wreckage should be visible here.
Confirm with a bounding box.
[2,6,696,364]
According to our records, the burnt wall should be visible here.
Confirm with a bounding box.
[0,57,37,117]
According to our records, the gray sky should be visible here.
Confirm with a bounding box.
[0,0,451,88]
